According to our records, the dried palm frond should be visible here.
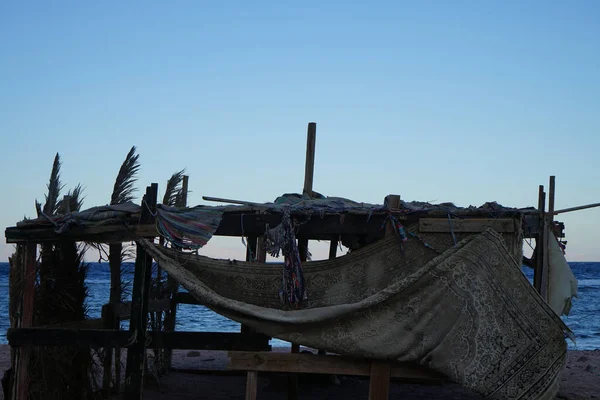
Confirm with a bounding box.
[57,184,85,214]
[162,169,185,206]
[110,146,140,205]
[39,153,64,216]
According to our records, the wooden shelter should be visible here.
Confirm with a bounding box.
[4,122,577,400]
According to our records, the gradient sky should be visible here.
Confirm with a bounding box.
[1,1,598,262]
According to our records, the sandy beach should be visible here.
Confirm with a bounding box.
[0,346,597,399]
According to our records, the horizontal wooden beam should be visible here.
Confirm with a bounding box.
[215,212,388,239]
[5,224,157,244]
[7,328,271,351]
[419,218,515,233]
[228,352,444,382]
[6,212,539,244]
[105,299,171,320]
[36,318,105,330]
[5,213,390,243]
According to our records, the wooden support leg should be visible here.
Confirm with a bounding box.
[124,184,158,399]
[164,175,188,372]
[534,185,546,296]
[241,236,258,335]
[368,362,391,400]
[13,243,36,400]
[101,304,116,398]
[245,371,258,400]
[287,343,300,400]
[318,236,338,357]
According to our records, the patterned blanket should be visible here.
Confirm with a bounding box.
[141,229,570,399]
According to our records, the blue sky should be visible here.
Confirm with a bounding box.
[1,1,598,262]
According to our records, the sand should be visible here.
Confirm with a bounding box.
[0,346,597,399]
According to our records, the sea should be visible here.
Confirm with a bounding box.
[0,262,598,350]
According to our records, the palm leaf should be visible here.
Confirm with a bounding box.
[110,146,140,205]
[162,169,185,206]
[38,153,64,216]
[57,184,85,214]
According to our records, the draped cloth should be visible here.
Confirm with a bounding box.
[140,229,571,400]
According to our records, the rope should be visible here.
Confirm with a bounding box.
[447,214,458,246]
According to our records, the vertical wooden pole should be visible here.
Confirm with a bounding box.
[286,122,317,400]
[102,302,117,397]
[256,236,267,263]
[13,242,36,400]
[303,122,317,198]
[384,195,401,236]
[317,236,339,356]
[368,362,391,400]
[540,176,555,302]
[548,176,556,216]
[534,185,546,296]
[124,183,158,399]
[364,196,401,400]
[164,176,188,370]
[245,371,258,400]
[241,236,258,335]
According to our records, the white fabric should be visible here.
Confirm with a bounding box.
[547,232,578,316]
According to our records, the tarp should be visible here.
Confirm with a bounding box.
[141,229,571,399]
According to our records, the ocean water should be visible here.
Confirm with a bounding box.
[0,261,598,350]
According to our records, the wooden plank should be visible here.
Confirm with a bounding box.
[5,213,389,243]
[7,329,271,351]
[245,371,258,400]
[419,218,515,233]
[228,352,442,381]
[14,243,36,400]
[5,224,156,244]
[368,362,391,400]
[37,318,105,330]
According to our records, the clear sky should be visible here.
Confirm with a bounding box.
[1,1,598,262]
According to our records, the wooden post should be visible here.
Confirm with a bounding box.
[241,236,258,335]
[363,196,402,400]
[548,176,555,216]
[303,122,317,198]
[101,303,117,397]
[384,195,401,236]
[534,185,546,296]
[285,122,318,400]
[317,235,339,356]
[13,242,36,400]
[540,176,555,302]
[103,241,124,396]
[368,362,391,400]
[124,183,158,399]
[164,175,188,370]
[245,371,258,400]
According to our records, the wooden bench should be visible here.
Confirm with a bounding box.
[227,351,445,400]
